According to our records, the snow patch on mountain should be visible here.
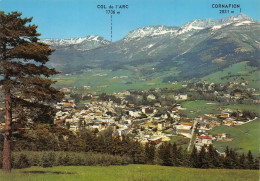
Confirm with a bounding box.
[177,23,204,35]
[180,13,255,33]
[211,25,222,30]
[147,44,155,48]
[255,40,260,48]
[124,14,255,40]
[219,13,253,24]
[41,35,110,50]
[124,25,178,41]
[211,23,232,30]
[234,21,254,26]
[42,13,256,51]
[140,43,156,52]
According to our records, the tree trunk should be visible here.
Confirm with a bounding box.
[2,88,12,172]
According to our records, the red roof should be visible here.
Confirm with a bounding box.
[55,120,64,124]
[198,136,212,139]
[181,122,193,126]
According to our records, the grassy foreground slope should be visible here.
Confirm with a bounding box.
[209,119,260,156]
[1,165,259,181]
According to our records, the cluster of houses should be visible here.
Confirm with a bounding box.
[54,95,181,146]
[0,78,258,156]
[53,87,257,151]
[1,79,257,152]
[55,98,121,132]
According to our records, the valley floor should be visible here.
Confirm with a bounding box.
[1,165,259,181]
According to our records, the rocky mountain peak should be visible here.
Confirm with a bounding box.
[220,13,254,24]
[41,35,111,51]
[123,25,179,41]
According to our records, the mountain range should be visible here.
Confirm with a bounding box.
[42,14,260,89]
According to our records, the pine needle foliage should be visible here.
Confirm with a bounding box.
[0,11,63,172]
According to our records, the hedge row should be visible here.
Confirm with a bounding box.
[0,151,132,169]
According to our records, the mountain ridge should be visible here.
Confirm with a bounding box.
[43,13,260,89]
[42,35,111,51]
[41,13,256,47]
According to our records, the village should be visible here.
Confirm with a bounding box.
[0,79,258,152]
[53,80,259,151]
[0,79,258,151]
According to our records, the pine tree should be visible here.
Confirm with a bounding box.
[229,149,239,169]
[181,149,191,167]
[254,157,259,170]
[131,141,145,164]
[144,143,155,164]
[224,146,230,157]
[118,136,130,156]
[176,146,183,166]
[198,145,209,168]
[239,153,246,169]
[158,143,172,166]
[247,150,254,169]
[171,142,178,166]
[223,146,232,169]
[207,144,219,168]
[0,11,63,172]
[190,145,198,168]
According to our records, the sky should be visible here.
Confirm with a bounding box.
[0,0,259,41]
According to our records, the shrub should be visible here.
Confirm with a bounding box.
[57,152,71,166]
[1,151,132,169]
[12,153,30,169]
[41,152,55,167]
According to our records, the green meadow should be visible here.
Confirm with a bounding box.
[54,68,175,93]
[169,135,190,148]
[221,104,260,113]
[180,100,259,118]
[209,119,260,156]
[53,61,260,93]
[1,165,259,181]
[180,100,221,118]
[202,61,259,88]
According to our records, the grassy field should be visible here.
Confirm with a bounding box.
[208,119,260,156]
[180,100,221,118]
[180,100,259,118]
[202,61,259,88]
[180,101,259,156]
[1,165,259,181]
[169,135,190,148]
[53,61,260,92]
[221,104,260,113]
[54,68,174,93]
